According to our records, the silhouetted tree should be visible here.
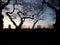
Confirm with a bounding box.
[14,0,45,29]
[32,18,44,29]
[32,1,46,29]
[6,2,34,29]
[42,0,60,29]
[6,0,46,29]
[17,10,33,29]
[6,3,17,28]
[5,0,57,30]
[0,0,10,29]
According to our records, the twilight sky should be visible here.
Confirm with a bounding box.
[2,0,56,29]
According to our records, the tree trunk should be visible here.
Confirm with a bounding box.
[56,10,60,29]
[17,18,24,30]
[32,20,39,29]
[0,0,10,30]
[0,12,4,29]
[32,22,36,29]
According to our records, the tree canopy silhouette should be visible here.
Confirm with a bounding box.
[1,0,57,30]
[42,0,60,29]
[0,0,10,29]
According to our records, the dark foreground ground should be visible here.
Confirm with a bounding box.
[0,28,57,32]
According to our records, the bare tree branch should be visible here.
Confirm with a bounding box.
[2,0,10,9]
[6,12,17,28]
[0,0,10,29]
[42,0,58,12]
[5,1,18,28]
[32,18,44,29]
[17,9,34,29]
